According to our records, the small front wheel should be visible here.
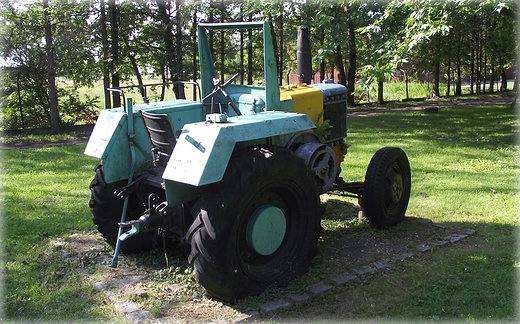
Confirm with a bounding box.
[362,147,411,227]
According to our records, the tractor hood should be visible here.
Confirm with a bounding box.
[163,111,315,186]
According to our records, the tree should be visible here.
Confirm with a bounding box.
[100,0,111,108]
[1,0,99,131]
[43,0,60,133]
[1,0,517,133]
[108,0,121,107]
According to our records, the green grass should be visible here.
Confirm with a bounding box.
[0,131,91,145]
[1,99,518,321]
[357,80,516,103]
[345,104,517,224]
[277,102,518,321]
[0,146,124,321]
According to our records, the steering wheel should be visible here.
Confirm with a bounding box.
[202,72,242,116]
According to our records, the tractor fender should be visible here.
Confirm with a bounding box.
[84,109,153,183]
[162,111,316,186]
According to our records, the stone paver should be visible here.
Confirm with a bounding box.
[259,299,293,316]
[416,243,431,252]
[285,292,312,304]
[373,260,391,270]
[306,282,333,296]
[351,265,377,276]
[392,252,415,261]
[330,272,357,286]
[114,301,140,314]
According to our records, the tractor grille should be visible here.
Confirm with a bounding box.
[312,83,348,142]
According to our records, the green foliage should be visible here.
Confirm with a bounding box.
[314,110,332,142]
[57,88,99,126]
[0,71,100,130]
[0,0,516,131]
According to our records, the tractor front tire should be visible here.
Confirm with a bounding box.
[186,145,324,302]
[89,163,155,253]
[362,147,411,227]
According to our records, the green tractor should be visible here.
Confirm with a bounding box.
[84,21,411,302]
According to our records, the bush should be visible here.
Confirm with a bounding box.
[0,86,99,131]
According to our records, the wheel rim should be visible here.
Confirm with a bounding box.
[385,162,405,214]
[237,185,303,282]
[246,205,286,256]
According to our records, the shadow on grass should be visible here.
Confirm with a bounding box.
[4,192,515,322]
[264,198,516,322]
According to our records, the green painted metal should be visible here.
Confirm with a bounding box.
[246,205,287,256]
[111,98,137,268]
[84,100,204,183]
[198,21,281,112]
[162,111,316,187]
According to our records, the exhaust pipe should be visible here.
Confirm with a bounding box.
[297,26,312,84]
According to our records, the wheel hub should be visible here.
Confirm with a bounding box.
[294,142,338,193]
[388,169,403,204]
[246,205,287,256]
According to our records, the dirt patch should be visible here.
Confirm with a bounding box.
[337,235,408,261]
[50,210,475,323]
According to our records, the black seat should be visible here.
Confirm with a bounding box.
[140,110,177,167]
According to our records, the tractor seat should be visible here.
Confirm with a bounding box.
[140,110,177,167]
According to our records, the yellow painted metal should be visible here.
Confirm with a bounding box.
[280,84,323,125]
[331,142,350,163]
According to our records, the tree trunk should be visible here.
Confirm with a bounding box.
[160,63,166,100]
[347,19,356,106]
[455,36,462,96]
[405,70,409,99]
[157,0,176,96]
[319,29,325,83]
[513,65,519,92]
[109,0,121,108]
[44,0,60,134]
[174,0,185,98]
[455,51,462,96]
[377,81,384,104]
[500,64,508,92]
[470,34,475,95]
[192,8,198,99]
[121,32,146,102]
[445,57,451,97]
[334,45,346,86]
[16,71,25,129]
[482,51,487,93]
[432,60,440,98]
[100,0,111,109]
[476,31,482,95]
[489,65,495,93]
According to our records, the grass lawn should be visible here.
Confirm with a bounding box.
[276,101,519,321]
[0,98,518,322]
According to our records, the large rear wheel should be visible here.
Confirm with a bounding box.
[362,147,411,227]
[186,145,324,301]
[89,163,155,253]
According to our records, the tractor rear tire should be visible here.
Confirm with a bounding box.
[362,147,411,227]
[89,163,155,253]
[186,145,324,302]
